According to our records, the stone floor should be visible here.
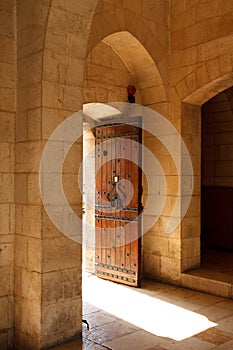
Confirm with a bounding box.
[50,272,233,350]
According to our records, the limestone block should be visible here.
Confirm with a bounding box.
[0,87,15,112]
[18,53,43,88]
[63,267,82,299]
[17,0,50,32]
[219,54,232,75]
[17,25,45,59]
[168,238,181,259]
[27,108,41,141]
[48,6,91,39]
[0,143,11,173]
[181,255,200,272]
[43,51,67,85]
[22,205,42,238]
[161,156,177,176]
[206,58,221,81]
[0,173,14,202]
[44,29,67,56]
[185,22,205,48]
[15,141,42,173]
[15,173,28,204]
[182,237,200,259]
[170,66,194,86]
[14,234,27,268]
[0,35,14,64]
[143,234,169,256]
[28,237,42,272]
[194,1,217,22]
[42,81,83,110]
[0,112,14,143]
[63,142,82,175]
[162,195,178,217]
[14,296,41,340]
[171,9,194,32]
[176,79,189,100]
[216,12,233,38]
[195,64,209,87]
[28,174,41,204]
[16,111,27,142]
[0,266,12,296]
[142,0,169,26]
[197,38,220,62]
[141,85,167,105]
[170,30,187,51]
[0,10,13,37]
[171,0,185,16]
[41,107,65,140]
[43,237,81,272]
[185,195,200,218]
[185,72,198,94]
[0,0,14,14]
[42,210,63,239]
[14,267,41,304]
[0,204,10,234]
[0,62,15,89]
[0,296,13,329]
[52,0,97,17]
[42,271,63,303]
[15,203,23,234]
[161,256,180,281]
[14,330,40,350]
[41,297,82,346]
[165,176,178,197]
[18,84,41,111]
[143,253,160,279]
[62,174,81,206]
[66,34,87,59]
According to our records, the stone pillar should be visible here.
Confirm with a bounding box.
[14,1,84,348]
[181,102,201,272]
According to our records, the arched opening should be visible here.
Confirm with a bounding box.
[201,86,233,279]
[181,81,233,297]
[82,31,167,278]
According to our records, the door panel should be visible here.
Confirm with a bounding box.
[95,118,142,287]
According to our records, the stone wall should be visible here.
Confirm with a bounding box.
[0,0,15,348]
[0,0,233,348]
[202,87,233,187]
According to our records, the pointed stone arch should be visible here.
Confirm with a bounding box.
[84,30,167,106]
[87,1,169,99]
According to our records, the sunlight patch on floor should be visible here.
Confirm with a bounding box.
[83,274,217,341]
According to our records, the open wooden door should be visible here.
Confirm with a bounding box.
[95,117,142,287]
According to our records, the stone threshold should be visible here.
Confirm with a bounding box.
[181,271,233,299]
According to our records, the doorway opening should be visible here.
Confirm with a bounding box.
[200,86,233,283]
[82,108,143,287]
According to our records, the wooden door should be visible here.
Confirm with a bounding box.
[95,118,142,287]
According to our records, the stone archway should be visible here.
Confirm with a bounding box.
[40,1,169,347]
[82,30,168,278]
[179,70,233,297]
